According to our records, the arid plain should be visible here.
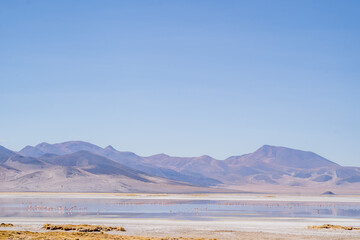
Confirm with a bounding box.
[1,142,360,239]
[1,192,360,240]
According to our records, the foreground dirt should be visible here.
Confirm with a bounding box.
[1,229,360,240]
[0,230,356,240]
[2,220,360,240]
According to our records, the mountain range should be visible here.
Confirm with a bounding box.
[1,141,360,194]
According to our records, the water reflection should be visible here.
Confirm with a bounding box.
[1,198,360,220]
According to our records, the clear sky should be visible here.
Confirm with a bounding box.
[1,0,359,166]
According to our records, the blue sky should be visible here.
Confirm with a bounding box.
[1,0,359,166]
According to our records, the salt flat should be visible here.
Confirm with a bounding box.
[1,192,360,239]
[1,192,360,203]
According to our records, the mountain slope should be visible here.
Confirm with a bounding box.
[1,145,216,193]
[11,141,360,194]
[20,141,104,156]
[20,141,222,186]
[0,145,18,163]
[225,145,338,169]
[39,150,149,182]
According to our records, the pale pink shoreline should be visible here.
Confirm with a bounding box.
[1,192,360,203]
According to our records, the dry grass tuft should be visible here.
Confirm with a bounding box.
[146,194,169,196]
[124,193,139,196]
[0,223,14,227]
[43,223,125,232]
[308,224,360,230]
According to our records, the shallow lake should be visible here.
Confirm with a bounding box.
[1,198,360,220]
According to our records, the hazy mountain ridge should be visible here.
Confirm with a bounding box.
[0,146,213,193]
[19,142,360,187]
[20,142,223,187]
[0,141,359,193]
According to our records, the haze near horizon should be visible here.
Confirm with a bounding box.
[1,0,359,166]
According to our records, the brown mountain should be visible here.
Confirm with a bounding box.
[225,145,338,169]
[141,145,342,186]
[0,146,215,193]
[20,141,222,186]
[11,141,360,194]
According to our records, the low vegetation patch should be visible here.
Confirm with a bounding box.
[43,224,125,232]
[0,223,14,227]
[146,194,169,196]
[265,195,275,198]
[308,224,360,230]
[124,193,139,196]
[0,230,214,240]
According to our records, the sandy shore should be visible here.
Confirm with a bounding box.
[1,192,360,239]
[2,217,360,240]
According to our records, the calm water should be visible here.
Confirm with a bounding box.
[1,198,360,220]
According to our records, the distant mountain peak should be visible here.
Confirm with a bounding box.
[105,145,116,151]
[261,144,272,148]
[148,153,170,158]
[19,145,45,158]
[255,145,282,156]
[61,140,97,146]
[36,142,50,147]
[197,155,214,160]
[252,145,338,168]
[258,144,285,151]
